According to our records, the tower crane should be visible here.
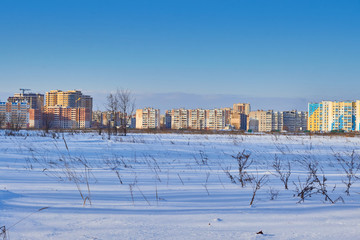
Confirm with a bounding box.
[19,88,31,95]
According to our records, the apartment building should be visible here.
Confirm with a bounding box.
[189,109,207,130]
[169,109,189,129]
[29,109,42,128]
[230,113,247,130]
[233,103,250,115]
[43,90,93,129]
[248,110,274,132]
[0,102,29,129]
[8,92,44,110]
[282,111,307,132]
[45,90,93,111]
[206,109,226,130]
[135,108,161,129]
[165,111,172,129]
[308,101,358,132]
[45,106,91,129]
[230,103,250,130]
[248,110,307,132]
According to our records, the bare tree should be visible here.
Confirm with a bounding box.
[105,89,135,137]
[10,112,26,131]
[249,171,269,206]
[0,112,5,129]
[105,92,119,135]
[272,154,291,190]
[294,158,339,204]
[118,89,135,136]
[232,150,253,187]
[333,150,360,196]
[43,112,54,133]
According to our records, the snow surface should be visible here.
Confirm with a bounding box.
[1,131,360,239]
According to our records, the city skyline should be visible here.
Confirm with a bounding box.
[1,0,359,111]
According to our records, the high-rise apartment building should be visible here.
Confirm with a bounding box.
[249,110,278,132]
[44,90,93,129]
[282,111,307,132]
[233,103,250,115]
[0,102,29,129]
[308,101,359,132]
[45,106,91,129]
[166,104,250,131]
[8,93,44,110]
[248,110,307,132]
[45,90,92,110]
[206,109,226,130]
[231,103,250,130]
[135,108,161,129]
[169,109,189,129]
[189,109,207,130]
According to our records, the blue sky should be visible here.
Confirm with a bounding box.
[0,0,359,111]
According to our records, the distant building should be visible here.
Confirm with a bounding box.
[8,92,44,110]
[29,109,42,129]
[166,104,250,131]
[189,109,207,130]
[170,109,189,129]
[248,110,307,132]
[282,111,307,132]
[135,108,161,129]
[44,90,93,129]
[248,110,277,132]
[45,106,91,129]
[308,100,359,132]
[206,109,226,130]
[230,103,250,130]
[233,103,251,115]
[0,102,29,129]
[231,113,247,130]
[165,111,172,129]
[45,89,93,111]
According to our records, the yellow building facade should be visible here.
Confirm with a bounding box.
[308,101,359,132]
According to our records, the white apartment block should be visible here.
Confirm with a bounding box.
[189,109,207,130]
[136,108,161,129]
[206,109,226,130]
[169,109,189,129]
[248,110,307,132]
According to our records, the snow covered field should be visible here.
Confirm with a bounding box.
[1,131,360,239]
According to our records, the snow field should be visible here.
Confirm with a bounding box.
[1,131,360,239]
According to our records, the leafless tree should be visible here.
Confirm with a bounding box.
[92,110,103,135]
[272,154,291,190]
[333,150,360,196]
[118,89,135,136]
[294,158,338,204]
[105,89,135,136]
[42,112,54,133]
[249,171,269,206]
[105,92,119,135]
[0,112,5,129]
[9,112,26,131]
[232,150,253,187]
[0,226,7,240]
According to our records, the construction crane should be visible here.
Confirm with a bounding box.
[19,88,31,95]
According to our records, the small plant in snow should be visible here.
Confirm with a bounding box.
[333,150,360,196]
[249,171,269,206]
[272,154,291,190]
[268,187,279,200]
[232,150,253,187]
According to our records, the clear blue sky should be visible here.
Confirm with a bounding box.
[0,0,359,111]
